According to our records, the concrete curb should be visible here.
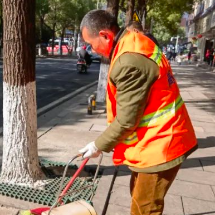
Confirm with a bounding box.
[0,81,98,135]
[37,80,98,117]
[0,194,44,211]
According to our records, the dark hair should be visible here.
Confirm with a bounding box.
[127,21,143,32]
[80,9,119,36]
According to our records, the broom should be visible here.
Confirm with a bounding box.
[21,155,89,215]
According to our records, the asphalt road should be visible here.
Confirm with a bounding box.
[0,57,100,126]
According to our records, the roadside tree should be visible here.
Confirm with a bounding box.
[36,0,50,42]
[96,0,120,103]
[46,0,96,55]
[1,0,43,185]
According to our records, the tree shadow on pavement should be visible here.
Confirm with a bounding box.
[180,136,215,170]
[197,137,215,149]
[172,64,215,116]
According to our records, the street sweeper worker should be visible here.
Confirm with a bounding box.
[79,10,197,215]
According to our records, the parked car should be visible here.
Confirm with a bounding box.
[47,39,73,55]
[86,45,101,62]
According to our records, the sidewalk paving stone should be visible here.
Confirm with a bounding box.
[180,91,193,100]
[0,206,19,215]
[181,158,203,171]
[93,168,116,215]
[90,124,107,132]
[109,184,131,208]
[177,167,215,186]
[193,126,205,133]
[163,194,184,215]
[188,91,209,100]
[189,148,215,161]
[182,197,215,215]
[168,179,215,201]
[105,204,130,215]
[201,160,215,173]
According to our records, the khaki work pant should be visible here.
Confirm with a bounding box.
[130,164,180,215]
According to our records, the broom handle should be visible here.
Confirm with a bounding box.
[48,153,103,215]
[59,157,89,202]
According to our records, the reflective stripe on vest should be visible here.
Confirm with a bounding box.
[150,45,163,66]
[123,132,138,145]
[122,95,184,145]
[139,95,184,127]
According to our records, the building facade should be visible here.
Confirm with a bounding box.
[188,0,215,61]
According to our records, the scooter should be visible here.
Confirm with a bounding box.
[77,58,87,73]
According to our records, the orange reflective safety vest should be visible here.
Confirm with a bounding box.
[107,31,197,168]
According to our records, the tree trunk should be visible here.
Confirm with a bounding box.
[96,57,109,102]
[2,0,43,185]
[125,0,135,26]
[40,17,43,42]
[51,23,56,55]
[107,0,120,22]
[96,0,119,103]
[60,27,65,56]
[137,0,147,29]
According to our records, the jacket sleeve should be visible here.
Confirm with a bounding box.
[95,53,159,152]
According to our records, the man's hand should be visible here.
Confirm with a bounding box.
[79,141,101,159]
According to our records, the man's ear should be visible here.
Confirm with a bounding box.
[99,30,110,40]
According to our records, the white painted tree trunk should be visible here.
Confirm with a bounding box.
[1,82,42,185]
[96,58,110,103]
[2,0,43,186]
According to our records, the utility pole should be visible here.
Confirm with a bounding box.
[175,36,180,53]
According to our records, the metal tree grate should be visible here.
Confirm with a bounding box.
[0,158,100,206]
[39,158,78,169]
[0,176,99,206]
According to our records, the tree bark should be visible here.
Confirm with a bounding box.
[96,57,109,102]
[125,0,135,26]
[60,27,65,56]
[107,0,120,22]
[51,23,56,55]
[96,0,119,103]
[2,0,43,185]
[137,0,147,29]
[40,17,44,42]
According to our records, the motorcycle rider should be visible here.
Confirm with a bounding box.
[78,45,92,66]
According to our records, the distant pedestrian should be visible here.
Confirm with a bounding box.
[166,51,173,62]
[172,52,177,61]
[209,49,214,66]
[188,51,191,64]
[176,54,182,65]
[206,49,210,65]
[213,54,215,67]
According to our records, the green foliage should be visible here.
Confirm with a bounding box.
[36,0,50,18]
[147,0,194,35]
[153,24,185,46]
[45,0,96,35]
[36,0,50,43]
[119,0,195,43]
